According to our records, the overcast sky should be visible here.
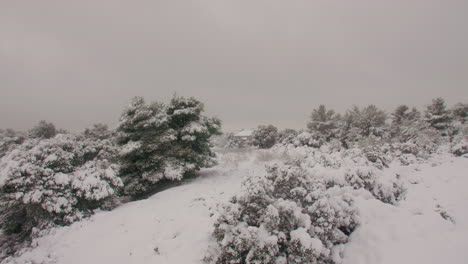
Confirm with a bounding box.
[1,1,467,132]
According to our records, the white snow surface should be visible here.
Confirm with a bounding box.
[3,149,468,264]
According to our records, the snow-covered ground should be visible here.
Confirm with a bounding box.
[3,149,468,264]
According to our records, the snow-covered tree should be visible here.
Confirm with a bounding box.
[166,95,221,171]
[252,125,279,149]
[29,120,57,139]
[307,105,341,141]
[0,134,122,241]
[340,105,387,147]
[117,95,221,197]
[424,98,452,132]
[451,103,468,124]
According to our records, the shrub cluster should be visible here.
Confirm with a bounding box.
[0,134,122,240]
[207,142,405,264]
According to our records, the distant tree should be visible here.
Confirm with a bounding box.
[116,95,221,197]
[29,120,56,139]
[84,123,112,140]
[252,125,278,149]
[340,105,387,147]
[307,105,341,141]
[424,98,452,131]
[390,105,421,139]
[451,103,468,124]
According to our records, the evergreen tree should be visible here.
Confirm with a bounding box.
[340,105,387,147]
[116,95,221,197]
[424,98,452,131]
[29,120,56,139]
[451,103,468,124]
[307,105,341,141]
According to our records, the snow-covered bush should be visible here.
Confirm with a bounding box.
[252,125,278,149]
[293,132,324,148]
[450,126,468,157]
[207,162,363,264]
[0,134,122,240]
[0,129,25,159]
[117,95,221,197]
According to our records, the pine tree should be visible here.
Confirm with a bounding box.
[307,105,341,141]
[116,95,221,197]
[29,120,57,139]
[424,98,452,131]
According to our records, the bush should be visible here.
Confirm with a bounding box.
[0,129,25,159]
[252,125,278,149]
[207,162,362,264]
[0,134,122,242]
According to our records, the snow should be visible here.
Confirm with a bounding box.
[290,228,323,252]
[3,149,468,264]
[342,156,468,264]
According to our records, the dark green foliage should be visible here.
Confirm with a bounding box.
[116,95,221,197]
[424,98,452,131]
[252,125,279,149]
[29,120,57,139]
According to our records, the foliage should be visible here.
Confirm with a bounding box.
[340,105,387,148]
[424,98,452,132]
[307,105,341,142]
[116,95,221,197]
[29,121,57,139]
[0,129,26,159]
[252,125,279,149]
[0,134,122,241]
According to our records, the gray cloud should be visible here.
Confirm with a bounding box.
[1,0,467,132]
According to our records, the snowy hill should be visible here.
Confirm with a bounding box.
[3,149,468,264]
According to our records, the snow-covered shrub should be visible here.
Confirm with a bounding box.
[225,133,247,149]
[0,134,122,240]
[450,127,468,157]
[293,132,324,148]
[207,162,363,264]
[0,129,25,159]
[344,165,404,204]
[117,95,221,197]
[277,129,299,145]
[252,125,279,149]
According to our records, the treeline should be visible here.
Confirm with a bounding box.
[0,95,221,258]
[228,98,467,156]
